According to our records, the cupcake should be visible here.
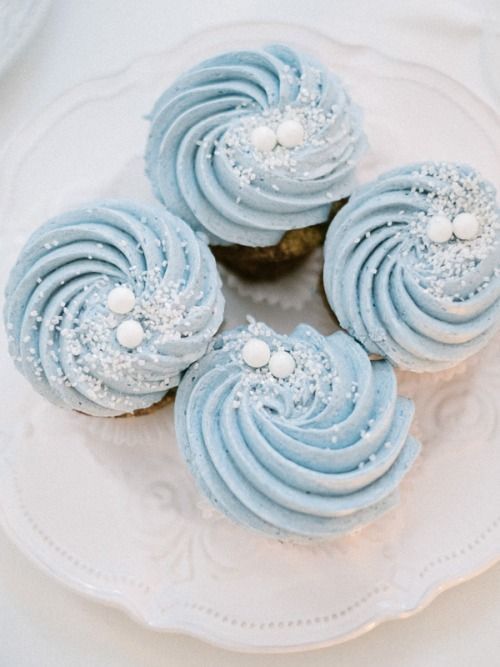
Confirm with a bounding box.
[4,201,225,416]
[324,162,500,372]
[145,44,366,279]
[175,321,420,540]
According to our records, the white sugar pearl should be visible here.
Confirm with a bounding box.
[242,338,270,368]
[107,286,136,314]
[250,125,277,152]
[452,212,479,240]
[427,215,453,243]
[269,350,295,379]
[276,119,304,148]
[116,320,144,349]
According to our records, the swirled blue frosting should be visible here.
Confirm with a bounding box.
[175,321,420,540]
[324,162,500,372]
[4,201,225,416]
[145,44,366,247]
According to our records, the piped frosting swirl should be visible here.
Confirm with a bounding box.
[145,44,366,247]
[4,201,225,416]
[324,162,500,372]
[175,321,420,540]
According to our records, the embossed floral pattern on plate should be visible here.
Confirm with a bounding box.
[0,23,499,652]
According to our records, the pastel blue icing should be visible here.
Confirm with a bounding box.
[175,322,420,540]
[4,201,225,416]
[145,44,366,247]
[324,162,500,372]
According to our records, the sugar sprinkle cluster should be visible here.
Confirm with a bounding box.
[214,67,356,193]
[12,266,215,412]
[230,321,338,411]
[407,163,499,300]
[201,320,394,471]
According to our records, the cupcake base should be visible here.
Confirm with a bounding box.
[117,389,177,418]
[212,199,348,280]
[75,389,176,418]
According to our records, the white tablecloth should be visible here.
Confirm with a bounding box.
[0,1,499,664]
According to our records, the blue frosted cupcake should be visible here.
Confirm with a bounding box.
[324,162,500,372]
[4,201,225,416]
[175,321,420,540]
[145,44,366,278]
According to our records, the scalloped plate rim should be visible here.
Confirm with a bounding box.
[0,492,498,654]
[0,21,499,653]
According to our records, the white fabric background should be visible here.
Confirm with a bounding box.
[0,1,499,664]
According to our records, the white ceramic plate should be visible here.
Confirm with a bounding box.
[0,0,51,78]
[0,23,499,653]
